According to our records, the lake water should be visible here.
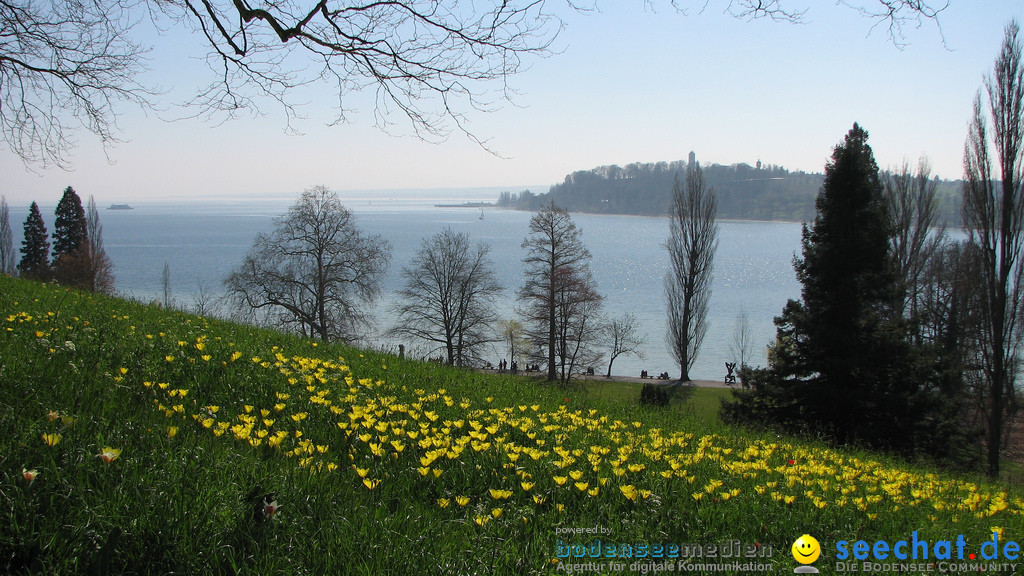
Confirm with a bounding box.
[7,192,803,380]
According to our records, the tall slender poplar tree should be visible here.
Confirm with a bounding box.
[664,165,719,381]
[0,196,14,275]
[961,20,1024,478]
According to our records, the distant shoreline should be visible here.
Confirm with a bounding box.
[433,202,495,208]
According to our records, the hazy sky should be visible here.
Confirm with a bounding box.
[2,1,1022,206]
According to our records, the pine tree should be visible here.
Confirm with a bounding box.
[795,123,899,389]
[53,186,87,258]
[18,202,50,281]
[723,125,923,454]
[52,186,90,286]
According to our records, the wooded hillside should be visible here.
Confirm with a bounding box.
[500,159,962,222]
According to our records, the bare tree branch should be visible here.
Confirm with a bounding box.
[0,0,153,167]
[0,0,949,167]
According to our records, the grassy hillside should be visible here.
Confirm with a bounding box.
[1,275,1021,574]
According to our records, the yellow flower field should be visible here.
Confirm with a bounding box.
[2,277,1021,574]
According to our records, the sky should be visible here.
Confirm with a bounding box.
[1,1,1023,206]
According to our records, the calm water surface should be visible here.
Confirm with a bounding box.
[9,193,803,380]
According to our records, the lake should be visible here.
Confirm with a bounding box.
[7,191,804,380]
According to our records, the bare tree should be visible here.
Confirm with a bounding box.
[389,228,502,367]
[961,20,1024,479]
[729,307,754,383]
[665,166,719,381]
[552,265,603,383]
[0,196,14,275]
[162,261,173,308]
[190,279,221,317]
[603,313,647,378]
[519,202,598,383]
[2,1,947,168]
[84,195,115,293]
[226,186,390,343]
[885,157,944,322]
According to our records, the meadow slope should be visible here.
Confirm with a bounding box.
[1,276,1021,575]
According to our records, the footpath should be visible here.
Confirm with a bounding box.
[480,369,733,389]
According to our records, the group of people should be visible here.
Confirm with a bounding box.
[495,360,544,375]
[497,359,518,375]
[640,370,671,380]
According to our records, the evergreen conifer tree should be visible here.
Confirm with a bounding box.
[52,186,89,286]
[18,202,50,281]
[53,186,87,259]
[723,124,925,455]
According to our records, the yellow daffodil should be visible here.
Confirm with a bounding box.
[620,485,639,501]
[41,433,61,447]
[98,446,121,463]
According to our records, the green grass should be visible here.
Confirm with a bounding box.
[583,380,732,424]
[1,275,1022,575]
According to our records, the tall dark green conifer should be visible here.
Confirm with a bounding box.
[723,124,925,455]
[18,202,50,281]
[53,186,87,259]
[53,186,89,287]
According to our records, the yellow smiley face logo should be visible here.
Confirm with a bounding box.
[791,534,821,564]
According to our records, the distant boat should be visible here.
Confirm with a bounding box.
[479,208,484,220]
[108,204,133,210]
